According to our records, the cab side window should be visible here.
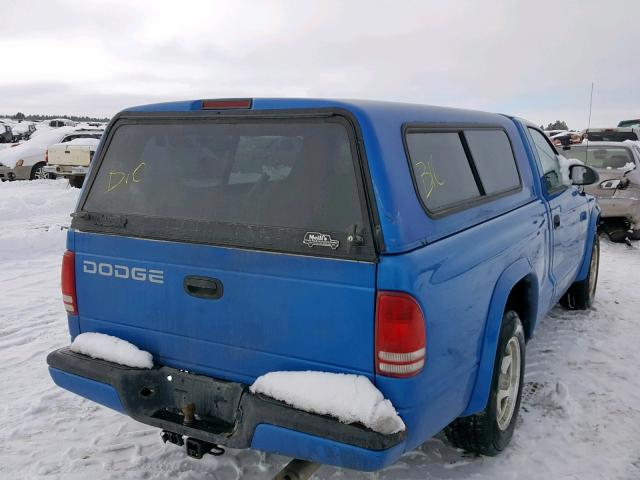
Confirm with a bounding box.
[406,128,522,215]
[528,128,563,192]
[406,132,481,212]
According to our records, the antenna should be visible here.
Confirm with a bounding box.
[584,82,595,160]
[587,82,594,131]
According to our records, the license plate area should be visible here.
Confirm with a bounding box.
[119,366,245,434]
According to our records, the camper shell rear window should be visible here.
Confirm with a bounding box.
[75,115,376,260]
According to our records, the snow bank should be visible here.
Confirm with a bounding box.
[0,179,79,223]
[250,371,405,434]
[558,154,584,185]
[70,332,153,369]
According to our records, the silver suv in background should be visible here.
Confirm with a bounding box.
[562,141,640,242]
[583,128,639,142]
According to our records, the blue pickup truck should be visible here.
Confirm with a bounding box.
[47,98,600,474]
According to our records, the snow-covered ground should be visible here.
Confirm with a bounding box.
[1,180,639,480]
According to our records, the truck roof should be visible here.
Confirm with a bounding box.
[119,98,533,252]
[124,97,509,124]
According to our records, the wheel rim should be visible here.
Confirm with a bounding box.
[34,167,49,180]
[588,240,598,299]
[496,336,521,431]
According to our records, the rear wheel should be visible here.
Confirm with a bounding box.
[628,229,640,241]
[444,311,525,456]
[68,176,84,188]
[560,234,599,310]
[30,162,53,180]
[601,220,628,243]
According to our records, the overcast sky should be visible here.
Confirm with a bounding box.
[1,0,638,129]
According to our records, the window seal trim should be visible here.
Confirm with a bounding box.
[402,123,524,219]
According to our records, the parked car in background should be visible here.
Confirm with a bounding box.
[618,119,640,128]
[44,137,101,188]
[0,127,103,181]
[0,123,14,143]
[583,127,639,142]
[48,98,601,474]
[551,131,582,146]
[11,122,37,141]
[49,118,77,128]
[562,141,640,241]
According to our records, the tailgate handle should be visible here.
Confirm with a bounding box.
[184,276,223,300]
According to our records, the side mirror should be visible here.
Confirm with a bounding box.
[560,136,571,147]
[570,164,599,186]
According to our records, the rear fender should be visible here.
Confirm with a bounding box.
[462,258,536,416]
[575,202,600,282]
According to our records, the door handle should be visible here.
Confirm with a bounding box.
[553,214,561,229]
[183,276,223,300]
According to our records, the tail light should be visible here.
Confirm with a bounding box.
[62,251,78,315]
[375,292,426,378]
[45,149,48,164]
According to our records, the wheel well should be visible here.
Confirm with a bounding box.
[505,275,537,341]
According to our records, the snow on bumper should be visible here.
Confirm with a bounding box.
[47,347,406,470]
[251,371,405,435]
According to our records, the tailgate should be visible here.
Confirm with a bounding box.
[70,112,379,382]
[74,232,376,382]
[50,145,93,166]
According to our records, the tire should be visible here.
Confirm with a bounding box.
[30,162,53,180]
[444,311,525,456]
[560,234,599,310]
[601,220,628,243]
[68,176,84,188]
[628,229,640,241]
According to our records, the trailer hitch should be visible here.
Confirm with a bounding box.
[185,437,225,459]
[160,430,225,459]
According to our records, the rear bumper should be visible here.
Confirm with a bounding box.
[43,165,88,176]
[0,166,15,180]
[598,193,640,226]
[47,347,405,471]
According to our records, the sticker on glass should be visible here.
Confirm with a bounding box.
[303,232,340,250]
